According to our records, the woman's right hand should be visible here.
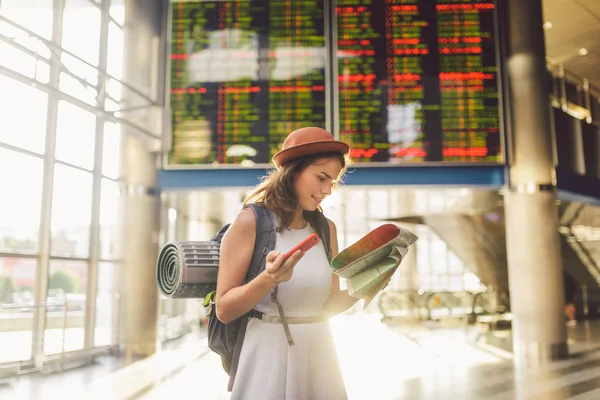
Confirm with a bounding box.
[265,250,304,284]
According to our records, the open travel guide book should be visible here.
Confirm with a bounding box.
[331,224,418,306]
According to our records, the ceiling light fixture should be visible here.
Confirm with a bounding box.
[579,48,588,56]
[543,21,553,29]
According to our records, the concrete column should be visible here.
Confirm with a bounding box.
[119,0,166,358]
[504,0,568,370]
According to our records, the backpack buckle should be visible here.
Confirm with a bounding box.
[262,247,269,256]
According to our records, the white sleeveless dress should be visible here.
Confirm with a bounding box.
[230,223,347,400]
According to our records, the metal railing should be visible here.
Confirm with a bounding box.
[546,60,600,127]
[379,289,506,322]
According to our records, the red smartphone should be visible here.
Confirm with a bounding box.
[282,233,320,260]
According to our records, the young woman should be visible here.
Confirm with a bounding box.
[216,127,359,399]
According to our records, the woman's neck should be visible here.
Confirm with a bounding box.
[289,208,308,230]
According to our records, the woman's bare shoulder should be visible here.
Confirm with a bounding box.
[228,207,257,234]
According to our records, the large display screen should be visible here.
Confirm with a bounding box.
[167,0,502,167]
[168,0,326,166]
[337,0,501,163]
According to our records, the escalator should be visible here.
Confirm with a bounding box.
[391,202,600,295]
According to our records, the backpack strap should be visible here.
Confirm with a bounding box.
[210,223,231,242]
[228,203,293,391]
[243,203,276,282]
[315,213,333,264]
[245,203,294,346]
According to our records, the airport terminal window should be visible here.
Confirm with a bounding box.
[58,71,99,107]
[44,260,88,354]
[414,225,479,292]
[59,53,100,105]
[62,0,101,67]
[99,178,120,260]
[109,0,125,26]
[102,122,121,179]
[343,190,368,233]
[106,22,124,102]
[0,0,54,40]
[0,0,130,365]
[0,75,48,154]
[50,164,93,258]
[95,262,115,347]
[55,101,97,171]
[367,190,391,221]
[0,149,44,255]
[59,0,102,106]
[0,257,37,363]
[0,19,52,83]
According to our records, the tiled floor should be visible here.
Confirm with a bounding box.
[0,329,206,400]
[5,316,600,399]
[137,316,600,400]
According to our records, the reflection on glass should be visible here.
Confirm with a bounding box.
[62,0,101,66]
[99,179,121,260]
[0,14,53,82]
[0,7,52,57]
[102,122,121,179]
[51,165,93,258]
[55,100,96,170]
[0,149,43,254]
[0,75,48,154]
[58,72,99,106]
[0,42,50,83]
[168,1,326,166]
[60,52,99,92]
[44,260,87,355]
[0,0,54,39]
[95,262,115,346]
[0,257,37,363]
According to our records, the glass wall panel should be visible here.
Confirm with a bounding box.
[58,72,99,106]
[60,52,99,90]
[0,257,36,363]
[62,0,101,66]
[0,0,54,40]
[50,164,93,258]
[106,22,124,102]
[99,178,120,260]
[0,148,44,254]
[0,31,51,83]
[94,262,115,346]
[0,75,48,154]
[55,100,96,170]
[109,0,125,26]
[44,260,88,354]
[102,122,121,179]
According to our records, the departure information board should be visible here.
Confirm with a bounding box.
[168,0,326,165]
[167,0,502,167]
[336,0,501,163]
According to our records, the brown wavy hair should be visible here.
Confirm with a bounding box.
[244,152,351,233]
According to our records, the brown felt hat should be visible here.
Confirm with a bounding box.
[272,127,350,169]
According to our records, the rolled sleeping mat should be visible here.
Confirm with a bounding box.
[156,241,220,299]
